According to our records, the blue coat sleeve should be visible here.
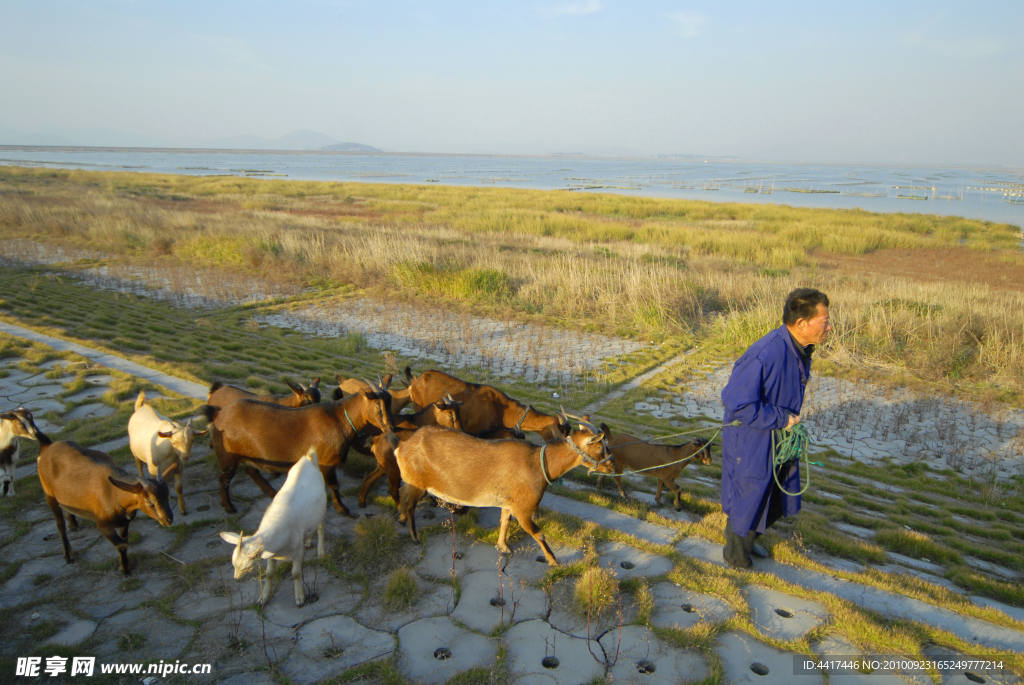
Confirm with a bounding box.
[721,357,789,431]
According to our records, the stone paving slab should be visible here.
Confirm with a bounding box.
[282,614,395,683]
[449,570,548,633]
[717,630,823,684]
[504,619,607,685]
[744,585,829,641]
[649,583,735,629]
[397,616,498,684]
[596,541,674,579]
[601,625,710,684]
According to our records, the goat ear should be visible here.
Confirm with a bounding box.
[381,373,393,390]
[600,422,612,436]
[109,477,145,494]
[157,430,175,439]
[191,428,208,436]
[161,462,180,480]
[332,387,344,401]
[260,550,276,560]
[286,379,303,395]
[220,531,240,545]
[335,374,345,383]
[311,377,321,388]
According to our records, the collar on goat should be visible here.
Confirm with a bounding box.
[539,445,552,485]
[564,434,612,468]
[344,409,361,437]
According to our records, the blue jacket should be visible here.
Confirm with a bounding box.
[720,325,809,536]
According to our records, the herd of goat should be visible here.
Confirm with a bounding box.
[0,367,714,607]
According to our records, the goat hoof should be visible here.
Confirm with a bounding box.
[358,501,367,509]
[223,505,238,514]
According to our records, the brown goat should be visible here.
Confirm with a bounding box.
[11,408,177,575]
[392,417,613,565]
[208,378,322,410]
[202,387,393,516]
[596,423,714,511]
[357,396,463,508]
[335,374,412,413]
[404,368,567,440]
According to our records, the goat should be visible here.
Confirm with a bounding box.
[128,390,207,515]
[334,373,411,413]
[392,415,614,565]
[10,408,177,575]
[207,378,321,410]
[220,447,326,607]
[0,410,33,496]
[596,423,714,511]
[357,395,463,508]
[403,367,567,440]
[202,381,393,516]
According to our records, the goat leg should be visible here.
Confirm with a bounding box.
[400,485,425,542]
[596,474,605,490]
[292,554,305,608]
[261,558,277,605]
[100,524,131,576]
[496,508,513,554]
[317,523,325,558]
[655,481,664,506]
[513,505,558,566]
[134,457,145,478]
[66,513,79,532]
[323,467,353,518]
[174,471,188,516]
[614,473,627,498]
[666,479,684,511]
[46,495,75,564]
[244,466,279,498]
[219,466,238,514]
[358,466,385,508]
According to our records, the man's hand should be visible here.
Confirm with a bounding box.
[785,413,801,430]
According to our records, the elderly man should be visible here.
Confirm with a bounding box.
[719,287,831,569]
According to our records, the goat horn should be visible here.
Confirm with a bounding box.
[361,378,376,393]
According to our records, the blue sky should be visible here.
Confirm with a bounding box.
[1,1,1021,164]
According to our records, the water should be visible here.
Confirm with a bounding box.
[1,147,1022,226]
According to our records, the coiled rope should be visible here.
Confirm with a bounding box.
[771,422,821,496]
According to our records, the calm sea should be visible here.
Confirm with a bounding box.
[1,147,1022,226]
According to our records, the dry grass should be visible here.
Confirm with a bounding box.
[3,166,1023,399]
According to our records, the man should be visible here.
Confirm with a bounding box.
[719,287,831,569]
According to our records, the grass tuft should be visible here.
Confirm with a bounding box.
[573,566,618,618]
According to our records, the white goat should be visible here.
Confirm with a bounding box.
[219,447,327,607]
[0,409,33,497]
[128,391,207,515]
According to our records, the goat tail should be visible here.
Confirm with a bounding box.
[135,390,146,411]
[199,404,219,423]
[403,365,413,383]
[209,380,224,397]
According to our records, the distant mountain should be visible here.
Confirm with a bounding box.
[211,130,342,151]
[320,142,381,153]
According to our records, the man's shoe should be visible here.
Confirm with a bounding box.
[751,543,769,558]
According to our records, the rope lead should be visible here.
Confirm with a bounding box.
[771,422,815,496]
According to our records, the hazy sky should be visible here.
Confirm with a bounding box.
[1,1,1022,165]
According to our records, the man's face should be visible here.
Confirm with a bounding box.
[795,303,832,345]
